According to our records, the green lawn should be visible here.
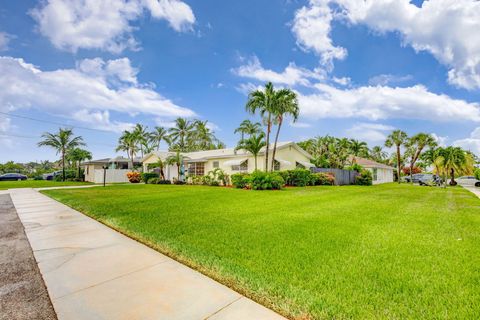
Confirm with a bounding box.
[0,180,92,190]
[43,184,480,319]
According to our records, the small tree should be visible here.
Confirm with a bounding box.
[166,151,183,181]
[66,148,92,180]
[385,130,408,184]
[235,133,266,171]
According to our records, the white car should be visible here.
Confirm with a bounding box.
[455,176,480,187]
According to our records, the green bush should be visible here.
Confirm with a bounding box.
[475,168,480,180]
[286,169,312,186]
[355,169,373,186]
[346,163,363,172]
[142,172,158,183]
[231,173,250,189]
[33,175,44,180]
[147,178,172,184]
[53,170,76,181]
[249,171,284,190]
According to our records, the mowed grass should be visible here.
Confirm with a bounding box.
[43,184,480,319]
[0,180,92,190]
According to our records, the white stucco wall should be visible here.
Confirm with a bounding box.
[366,167,394,184]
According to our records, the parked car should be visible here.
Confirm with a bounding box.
[455,176,480,187]
[404,173,426,183]
[0,173,27,181]
[43,170,62,180]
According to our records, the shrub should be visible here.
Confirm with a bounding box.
[286,169,312,187]
[346,163,363,172]
[127,171,141,183]
[187,175,204,185]
[231,173,250,189]
[355,169,373,186]
[147,178,172,184]
[33,175,44,180]
[208,168,229,186]
[402,166,422,175]
[142,172,158,183]
[53,170,76,181]
[475,168,480,180]
[249,171,284,190]
[311,172,335,185]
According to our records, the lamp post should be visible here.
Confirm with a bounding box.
[102,165,107,187]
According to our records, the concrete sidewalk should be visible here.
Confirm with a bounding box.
[9,188,285,320]
[462,185,480,198]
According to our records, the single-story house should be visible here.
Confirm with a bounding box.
[82,157,142,183]
[352,156,395,184]
[142,141,315,180]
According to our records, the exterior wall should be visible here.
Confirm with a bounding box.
[92,169,130,184]
[84,164,103,183]
[366,167,394,184]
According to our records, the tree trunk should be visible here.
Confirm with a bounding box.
[62,149,66,182]
[450,168,456,186]
[264,113,271,172]
[396,145,401,184]
[78,161,81,180]
[254,155,257,171]
[271,117,283,172]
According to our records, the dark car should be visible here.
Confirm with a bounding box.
[43,170,62,180]
[0,173,27,181]
[404,173,425,183]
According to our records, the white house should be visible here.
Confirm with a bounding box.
[142,141,315,181]
[353,156,395,184]
[82,157,141,183]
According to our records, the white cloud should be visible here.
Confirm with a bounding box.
[453,128,480,156]
[345,122,395,143]
[232,56,325,86]
[289,121,311,128]
[0,117,13,147]
[0,56,195,132]
[368,74,412,86]
[30,0,195,53]
[431,133,448,147]
[292,0,347,67]
[332,76,350,86]
[0,32,11,51]
[292,0,480,89]
[298,83,480,122]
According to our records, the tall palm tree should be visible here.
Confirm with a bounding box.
[234,120,262,140]
[246,82,282,171]
[150,126,170,150]
[370,146,388,163]
[133,124,149,157]
[194,120,216,150]
[270,89,299,171]
[349,139,369,163]
[236,133,266,171]
[38,128,85,181]
[166,151,183,181]
[116,130,138,169]
[406,133,437,183]
[66,148,92,179]
[168,118,195,152]
[385,130,408,183]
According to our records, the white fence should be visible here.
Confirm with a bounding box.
[93,169,130,184]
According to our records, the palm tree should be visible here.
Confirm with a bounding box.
[349,139,369,163]
[246,82,284,171]
[66,148,92,179]
[168,118,195,151]
[270,89,299,171]
[116,130,138,169]
[370,146,388,163]
[234,120,262,140]
[406,133,437,183]
[236,133,266,170]
[385,130,408,183]
[436,147,474,187]
[133,124,149,157]
[152,158,166,180]
[194,120,216,150]
[38,128,85,181]
[166,151,183,181]
[150,126,170,150]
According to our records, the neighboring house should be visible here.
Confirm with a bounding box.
[352,156,395,184]
[82,157,142,183]
[142,142,314,180]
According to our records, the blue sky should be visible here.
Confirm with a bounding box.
[1,0,480,162]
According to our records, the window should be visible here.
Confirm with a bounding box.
[232,160,248,172]
[188,162,205,176]
[213,161,219,168]
[372,168,378,181]
[273,160,280,171]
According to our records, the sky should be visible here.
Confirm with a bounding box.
[1,0,480,162]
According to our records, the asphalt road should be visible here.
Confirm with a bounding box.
[0,194,57,320]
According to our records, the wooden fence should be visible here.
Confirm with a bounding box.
[311,168,358,185]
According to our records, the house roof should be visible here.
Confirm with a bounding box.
[351,156,395,170]
[142,141,313,162]
[82,157,141,165]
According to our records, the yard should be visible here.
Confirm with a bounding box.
[43,184,480,319]
[0,180,92,190]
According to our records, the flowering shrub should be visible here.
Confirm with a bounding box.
[127,171,141,183]
[402,166,422,175]
[311,172,335,185]
[355,170,372,186]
